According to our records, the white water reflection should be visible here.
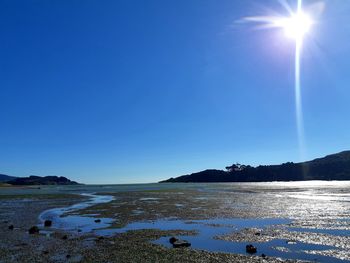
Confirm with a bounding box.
[39,193,115,232]
[289,192,350,202]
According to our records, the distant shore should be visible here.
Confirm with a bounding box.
[161,151,350,183]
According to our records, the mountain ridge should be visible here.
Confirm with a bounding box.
[0,174,17,182]
[1,175,80,185]
[160,151,350,183]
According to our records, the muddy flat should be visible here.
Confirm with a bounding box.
[1,181,350,262]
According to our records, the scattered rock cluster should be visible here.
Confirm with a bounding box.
[28,226,40,234]
[44,220,52,227]
[169,237,191,248]
[245,244,257,254]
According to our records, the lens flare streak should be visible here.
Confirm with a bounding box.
[240,0,319,161]
[295,36,305,160]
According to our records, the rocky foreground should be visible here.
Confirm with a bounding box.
[1,184,350,262]
[0,194,292,263]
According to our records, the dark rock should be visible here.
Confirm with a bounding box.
[77,229,82,232]
[94,219,101,223]
[169,237,178,244]
[246,244,257,254]
[254,232,260,236]
[8,225,14,230]
[261,253,266,258]
[172,239,191,248]
[97,236,104,241]
[15,242,27,247]
[42,251,49,255]
[28,226,39,234]
[62,235,68,240]
[44,220,52,227]
[66,254,71,259]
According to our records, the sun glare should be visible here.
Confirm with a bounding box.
[240,0,318,161]
[277,11,313,40]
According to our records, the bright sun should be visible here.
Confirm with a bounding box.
[240,0,318,162]
[277,11,313,40]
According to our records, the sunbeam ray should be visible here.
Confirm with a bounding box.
[294,0,306,161]
[295,37,306,161]
[239,0,322,161]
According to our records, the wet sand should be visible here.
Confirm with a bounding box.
[1,182,350,262]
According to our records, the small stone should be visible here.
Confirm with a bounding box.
[62,235,68,240]
[246,244,257,254]
[8,225,14,230]
[66,254,71,259]
[254,232,261,236]
[169,237,178,244]
[44,220,52,227]
[28,226,39,234]
[172,239,191,248]
[94,219,101,223]
[261,253,266,258]
[42,251,49,255]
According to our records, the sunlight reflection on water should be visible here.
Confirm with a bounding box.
[33,182,350,262]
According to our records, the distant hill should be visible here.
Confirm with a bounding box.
[0,174,17,182]
[161,151,350,183]
[7,175,80,185]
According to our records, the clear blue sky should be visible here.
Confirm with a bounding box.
[1,0,350,184]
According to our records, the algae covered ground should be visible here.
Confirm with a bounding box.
[0,182,350,262]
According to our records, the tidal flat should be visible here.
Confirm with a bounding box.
[0,182,350,262]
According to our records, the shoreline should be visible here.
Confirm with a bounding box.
[1,183,350,262]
